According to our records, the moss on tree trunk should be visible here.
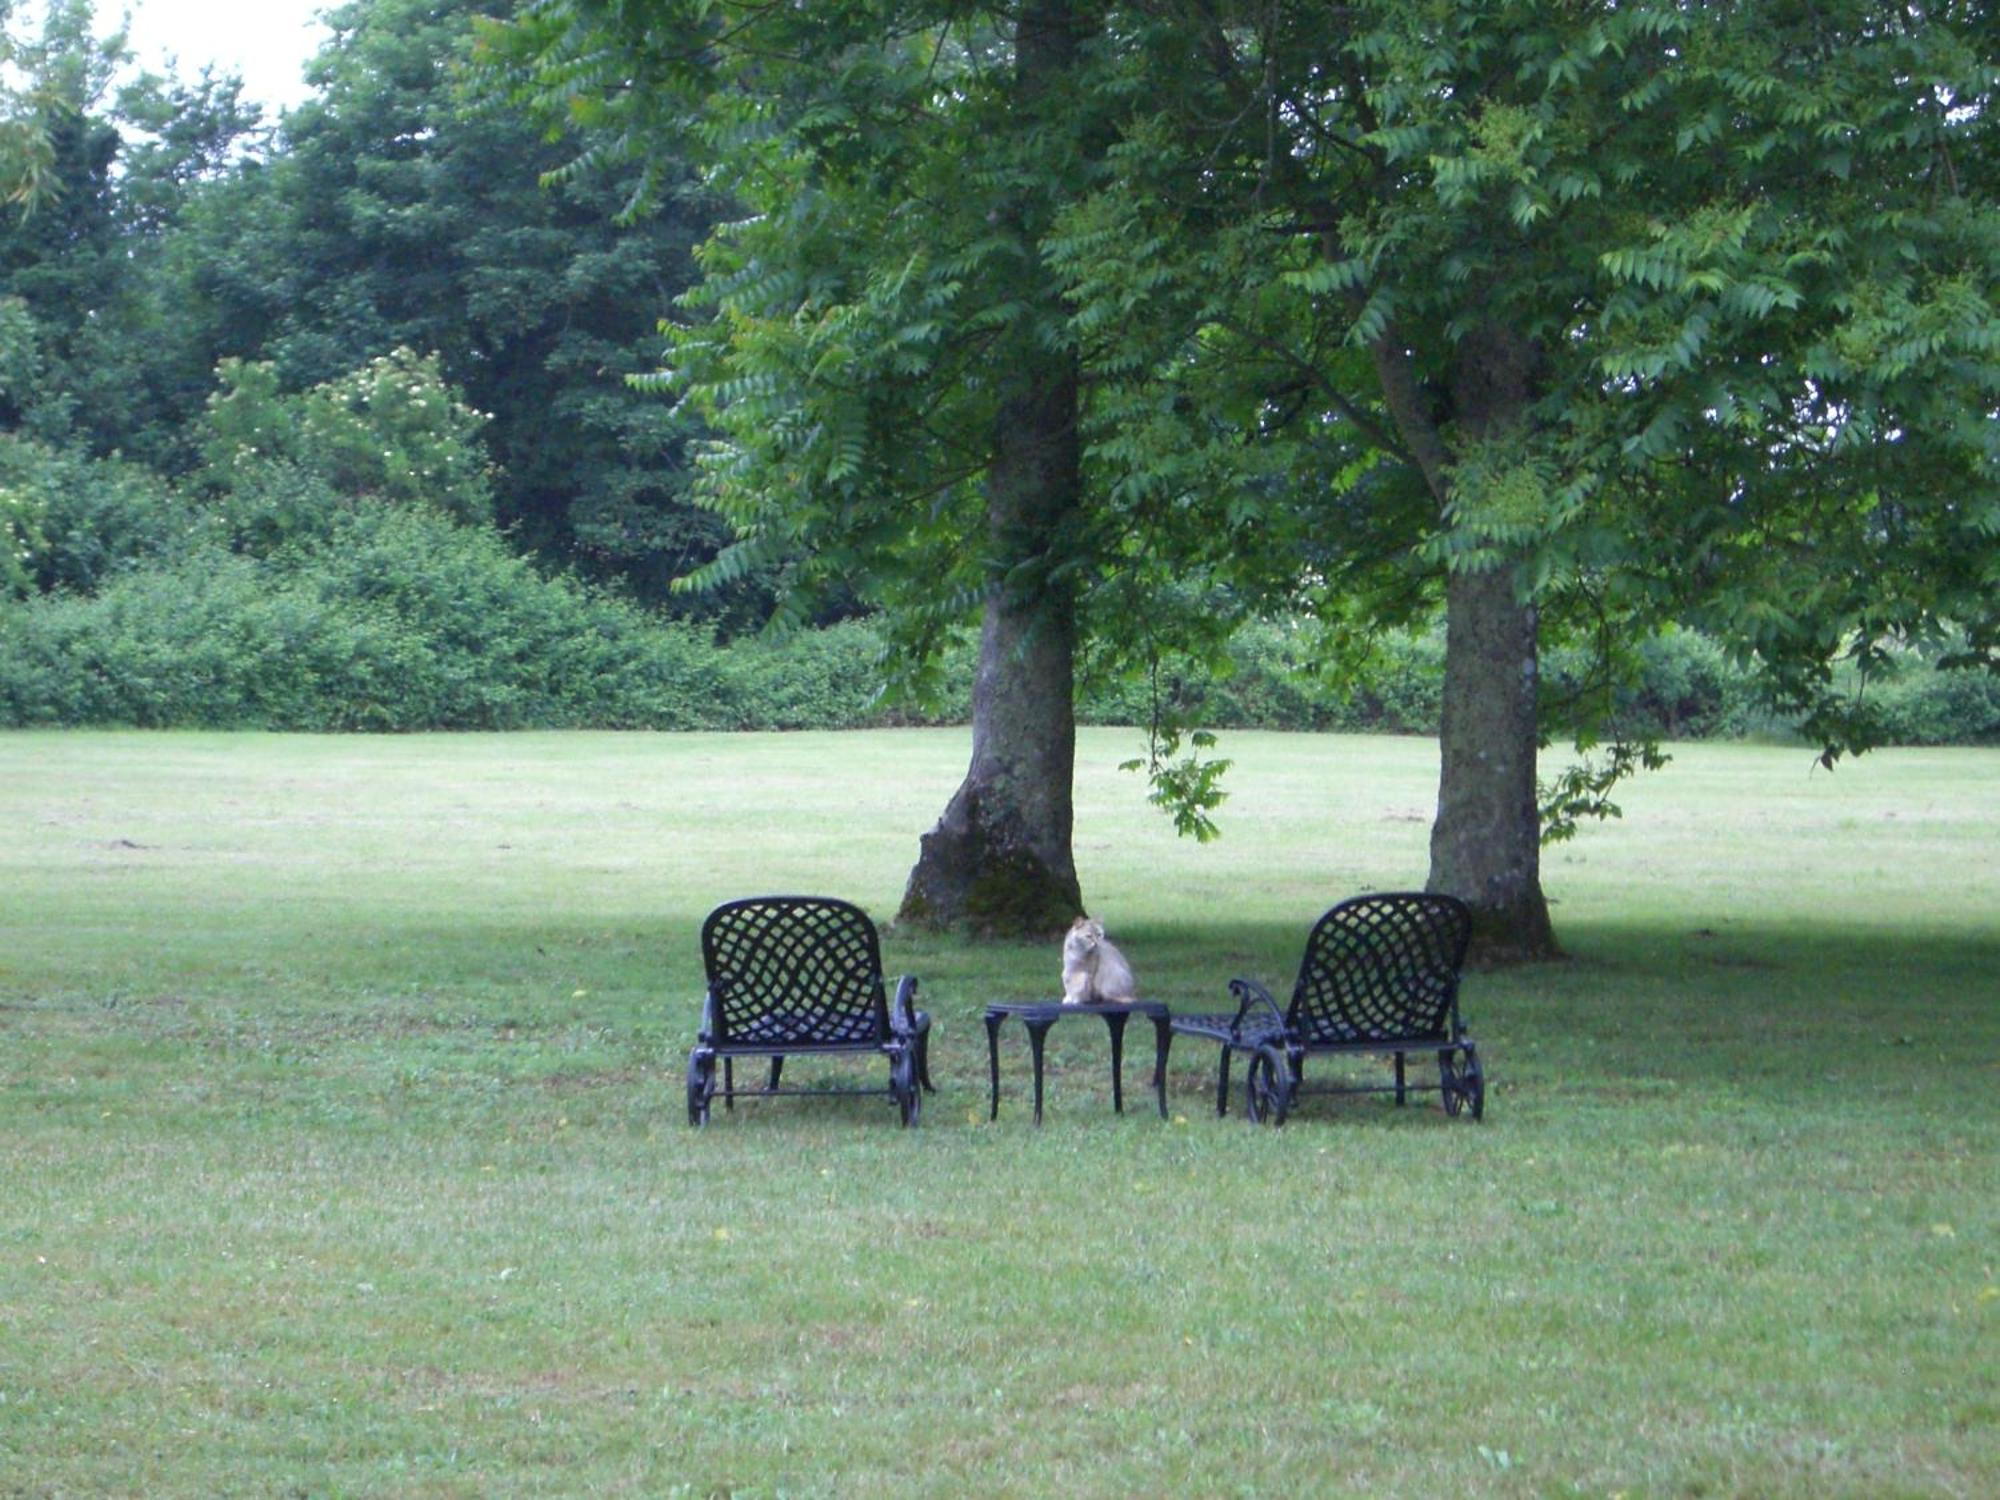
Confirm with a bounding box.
[896,0,1090,940]
[898,347,1083,939]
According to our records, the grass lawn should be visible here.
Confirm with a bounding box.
[1,728,1995,1496]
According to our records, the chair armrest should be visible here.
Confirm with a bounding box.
[697,988,719,1046]
[890,975,922,1035]
[1226,977,1286,1041]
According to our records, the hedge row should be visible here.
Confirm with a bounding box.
[0,500,1993,743]
[0,506,902,732]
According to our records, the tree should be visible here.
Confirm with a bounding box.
[893,3,1099,933]
[1,1,60,215]
[1051,1,1996,959]
[199,347,495,528]
[489,1,1120,933]
[491,0,1997,959]
[0,2,130,444]
[172,0,726,606]
[0,2,270,468]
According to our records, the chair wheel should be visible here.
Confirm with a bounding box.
[1442,1046,1484,1120]
[686,1051,715,1127]
[1244,1044,1291,1127]
[892,1050,921,1128]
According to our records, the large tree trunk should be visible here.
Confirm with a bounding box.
[1374,320,1561,963]
[898,0,1089,939]
[1429,564,1559,961]
[1431,324,1561,961]
[898,371,1084,937]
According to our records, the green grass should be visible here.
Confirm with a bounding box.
[2,728,1996,1497]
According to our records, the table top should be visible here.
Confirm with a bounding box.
[984,999,1171,1020]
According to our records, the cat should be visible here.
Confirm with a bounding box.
[1060,916,1140,1004]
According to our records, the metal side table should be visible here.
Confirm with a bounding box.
[983,1000,1172,1125]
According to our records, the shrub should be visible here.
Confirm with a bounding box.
[0,506,735,730]
[201,350,495,527]
[1075,621,1443,735]
[0,438,194,594]
[1855,656,2000,747]
[1,521,1991,746]
[204,460,345,559]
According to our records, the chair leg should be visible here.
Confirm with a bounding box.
[1394,1052,1406,1105]
[723,1056,735,1109]
[916,1031,935,1092]
[768,1056,784,1092]
[1215,1046,1233,1118]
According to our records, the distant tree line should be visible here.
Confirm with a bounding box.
[1,0,762,614]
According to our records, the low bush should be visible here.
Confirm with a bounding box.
[0,507,729,730]
[0,439,193,595]
[1541,628,1787,744]
[1854,655,2000,747]
[0,502,1990,746]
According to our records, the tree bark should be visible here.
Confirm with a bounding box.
[1373,321,1561,963]
[1429,563,1559,961]
[897,0,1089,938]
[898,368,1084,937]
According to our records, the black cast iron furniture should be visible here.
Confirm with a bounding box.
[687,896,934,1127]
[1168,892,1481,1126]
[983,1000,1172,1125]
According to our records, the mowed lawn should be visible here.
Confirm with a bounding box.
[1,729,1995,1497]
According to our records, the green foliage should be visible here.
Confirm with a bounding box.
[0,502,933,732]
[1063,0,1997,850]
[0,434,191,592]
[718,624,923,732]
[0,294,62,438]
[1842,648,2000,748]
[0,477,39,596]
[2,0,727,608]
[201,349,496,526]
[1119,727,1231,842]
[1078,621,1445,736]
[0,508,698,729]
[487,2,1991,851]
[1538,738,1673,847]
[2,518,1989,746]
[527,3,1114,644]
[0,4,263,471]
[0,3,61,215]
[176,0,723,604]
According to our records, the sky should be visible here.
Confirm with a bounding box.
[115,0,332,114]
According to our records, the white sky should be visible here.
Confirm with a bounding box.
[114,0,332,114]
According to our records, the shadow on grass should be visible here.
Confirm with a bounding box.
[9,913,1993,1133]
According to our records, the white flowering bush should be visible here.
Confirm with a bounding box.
[202,348,495,528]
[0,480,42,597]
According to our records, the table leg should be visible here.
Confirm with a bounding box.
[1025,1018,1056,1126]
[1104,1011,1130,1113]
[984,1010,1004,1121]
[1149,1014,1172,1119]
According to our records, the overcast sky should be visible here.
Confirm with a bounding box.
[116,0,332,114]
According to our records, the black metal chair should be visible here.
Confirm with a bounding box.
[1170,892,1481,1126]
[687,896,934,1127]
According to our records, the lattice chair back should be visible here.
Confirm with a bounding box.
[1288,892,1474,1044]
[700,896,892,1048]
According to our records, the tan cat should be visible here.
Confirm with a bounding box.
[1060,916,1140,1004]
